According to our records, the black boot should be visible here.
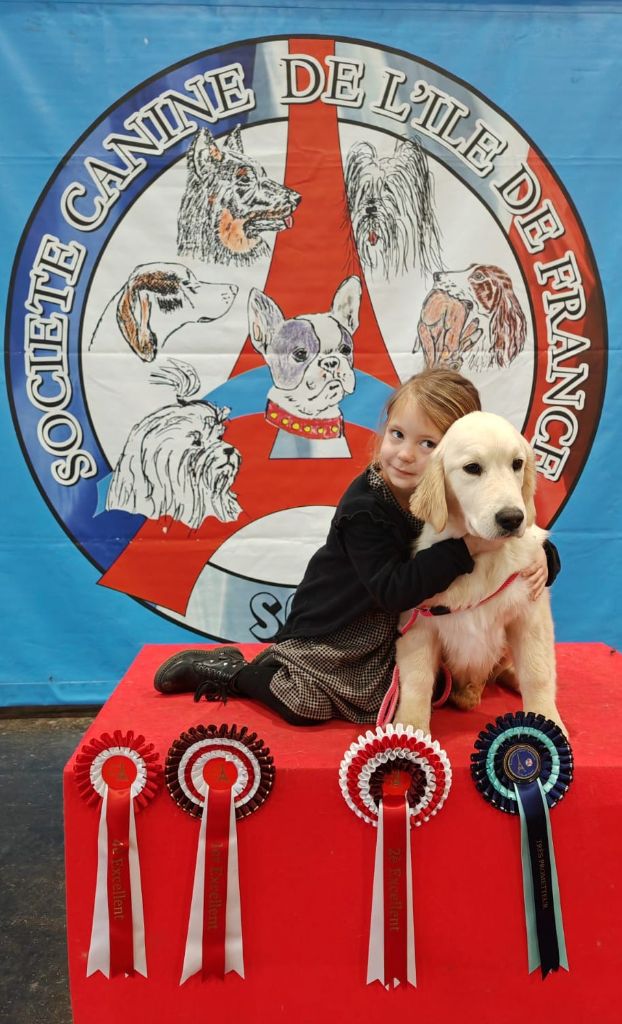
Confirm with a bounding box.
[154,647,246,695]
[193,659,247,704]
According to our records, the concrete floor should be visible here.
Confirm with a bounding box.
[0,714,95,1024]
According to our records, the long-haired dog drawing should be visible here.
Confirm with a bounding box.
[248,277,360,456]
[393,411,565,737]
[89,262,238,362]
[177,126,301,266]
[106,360,241,527]
[415,264,527,370]
[345,137,442,279]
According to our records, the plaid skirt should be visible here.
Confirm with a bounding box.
[267,608,399,724]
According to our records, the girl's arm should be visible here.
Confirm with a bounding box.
[339,512,474,613]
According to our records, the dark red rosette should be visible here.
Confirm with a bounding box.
[339,723,452,988]
[165,724,275,982]
[73,729,162,979]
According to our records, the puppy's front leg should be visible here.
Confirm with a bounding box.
[506,597,568,736]
[394,621,440,735]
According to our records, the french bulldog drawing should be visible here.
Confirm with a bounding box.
[248,277,361,458]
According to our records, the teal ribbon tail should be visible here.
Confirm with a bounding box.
[517,786,539,972]
[515,780,568,976]
[543,779,569,971]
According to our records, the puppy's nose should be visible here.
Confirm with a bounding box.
[365,203,377,215]
[223,447,236,457]
[320,356,339,372]
[495,507,524,533]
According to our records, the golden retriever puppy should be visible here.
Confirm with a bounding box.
[394,411,566,736]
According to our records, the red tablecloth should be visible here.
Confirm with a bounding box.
[64,642,622,1023]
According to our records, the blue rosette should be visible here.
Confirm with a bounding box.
[470,711,573,978]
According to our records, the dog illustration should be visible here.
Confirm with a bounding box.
[393,411,565,736]
[248,277,361,458]
[89,262,238,362]
[345,137,443,280]
[415,265,527,370]
[177,126,301,267]
[106,360,241,527]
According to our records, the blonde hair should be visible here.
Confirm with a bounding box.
[372,368,481,463]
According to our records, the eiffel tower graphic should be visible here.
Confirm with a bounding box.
[99,39,400,617]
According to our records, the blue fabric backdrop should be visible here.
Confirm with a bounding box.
[1,0,619,705]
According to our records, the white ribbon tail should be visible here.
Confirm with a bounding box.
[367,803,385,985]
[180,790,209,984]
[224,795,244,977]
[128,797,147,977]
[87,789,111,978]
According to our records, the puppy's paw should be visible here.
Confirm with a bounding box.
[450,681,482,711]
[450,680,484,711]
[393,701,431,736]
[524,703,569,739]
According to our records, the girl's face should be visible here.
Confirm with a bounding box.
[379,399,444,505]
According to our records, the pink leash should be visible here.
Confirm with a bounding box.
[376,573,520,728]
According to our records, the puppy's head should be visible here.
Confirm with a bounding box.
[410,411,537,539]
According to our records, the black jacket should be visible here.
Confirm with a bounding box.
[277,470,561,642]
[277,471,475,640]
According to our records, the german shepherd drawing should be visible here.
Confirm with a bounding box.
[177,126,302,267]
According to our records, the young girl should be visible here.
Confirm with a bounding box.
[154,369,559,724]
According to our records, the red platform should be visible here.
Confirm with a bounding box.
[64,643,622,1023]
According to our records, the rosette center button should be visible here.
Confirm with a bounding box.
[101,755,138,790]
[503,744,541,783]
[203,758,237,790]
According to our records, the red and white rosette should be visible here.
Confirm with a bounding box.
[165,724,274,983]
[339,723,452,988]
[74,729,161,978]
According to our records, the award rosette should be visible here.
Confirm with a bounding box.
[165,723,274,982]
[470,712,573,978]
[339,723,452,988]
[74,729,161,978]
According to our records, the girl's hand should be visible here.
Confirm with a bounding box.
[521,546,548,601]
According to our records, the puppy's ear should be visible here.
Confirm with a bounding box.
[521,438,537,527]
[331,276,361,334]
[409,455,448,533]
[248,288,284,354]
[116,280,157,362]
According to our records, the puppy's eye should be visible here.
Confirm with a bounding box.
[292,348,308,363]
[190,431,202,447]
[512,458,524,471]
[471,271,485,283]
[463,463,482,476]
[338,342,352,356]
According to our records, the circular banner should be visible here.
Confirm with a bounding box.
[6,35,606,643]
